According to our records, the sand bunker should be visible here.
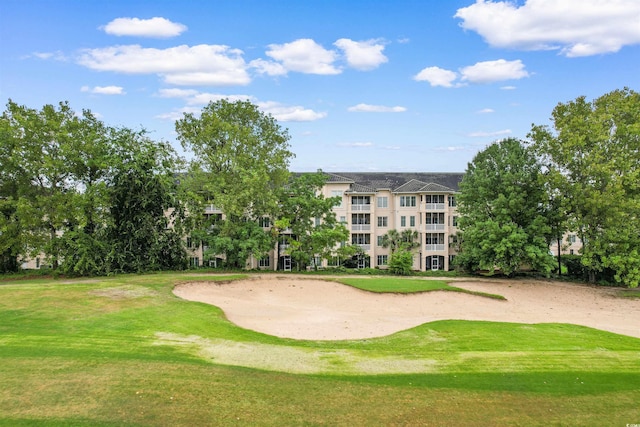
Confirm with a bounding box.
[173,276,640,340]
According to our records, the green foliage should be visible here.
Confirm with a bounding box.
[105,137,188,273]
[455,138,555,276]
[530,88,640,287]
[388,249,414,275]
[278,172,348,270]
[176,99,294,268]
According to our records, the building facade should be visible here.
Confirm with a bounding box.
[187,172,464,272]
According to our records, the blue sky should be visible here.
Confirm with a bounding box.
[1,0,639,172]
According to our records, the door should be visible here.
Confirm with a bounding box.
[431,256,439,271]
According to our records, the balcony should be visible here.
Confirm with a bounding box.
[204,204,222,214]
[423,203,446,211]
[351,224,371,231]
[425,224,446,231]
[425,244,446,251]
[351,204,371,212]
[356,244,371,251]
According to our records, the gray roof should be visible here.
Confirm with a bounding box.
[318,172,463,193]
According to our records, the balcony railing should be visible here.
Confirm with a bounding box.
[423,203,446,211]
[425,224,446,231]
[351,224,371,231]
[204,204,222,213]
[351,204,371,212]
[425,244,446,251]
[356,244,371,251]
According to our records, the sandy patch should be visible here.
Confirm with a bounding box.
[173,276,640,340]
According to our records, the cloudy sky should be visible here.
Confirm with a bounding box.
[1,0,639,172]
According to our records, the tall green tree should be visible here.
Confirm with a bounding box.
[529,88,640,287]
[455,138,554,276]
[1,100,81,268]
[175,100,294,268]
[105,132,188,273]
[278,172,348,270]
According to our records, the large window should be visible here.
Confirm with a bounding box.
[351,196,371,205]
[426,233,445,244]
[259,256,270,267]
[352,213,370,224]
[410,216,415,227]
[448,195,457,207]
[425,194,445,204]
[377,196,388,208]
[400,195,416,207]
[400,216,406,227]
[377,255,388,266]
[352,233,371,245]
[377,216,388,227]
[377,235,384,246]
[331,190,344,207]
[258,217,270,228]
[426,213,445,224]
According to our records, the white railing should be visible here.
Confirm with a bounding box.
[425,244,446,251]
[204,204,222,213]
[351,204,371,212]
[425,224,446,231]
[351,224,371,231]
[423,203,446,211]
[357,244,371,251]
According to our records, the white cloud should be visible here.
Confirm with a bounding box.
[476,108,495,114]
[156,88,199,98]
[31,51,67,61]
[102,17,187,38]
[466,129,512,138]
[155,106,202,121]
[460,59,529,84]
[347,103,406,113]
[265,39,341,75]
[413,66,458,87]
[77,44,250,86]
[249,58,288,76]
[81,85,125,95]
[501,85,517,90]
[258,101,327,122]
[334,38,388,71]
[455,0,640,57]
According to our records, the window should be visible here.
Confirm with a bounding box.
[259,217,270,228]
[351,234,371,245]
[340,216,346,224]
[568,234,577,243]
[377,216,388,227]
[448,195,457,207]
[36,257,40,269]
[351,196,371,205]
[186,237,197,249]
[400,196,416,207]
[189,257,200,267]
[426,233,445,244]
[426,195,445,203]
[377,196,388,208]
[352,213,370,224]
[426,213,445,224]
[377,235,384,246]
[410,216,415,227]
[315,217,321,227]
[452,216,458,227]
[331,190,343,207]
[259,256,270,267]
[400,216,406,227]
[377,255,388,266]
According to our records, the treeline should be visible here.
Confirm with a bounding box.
[2,89,639,287]
[0,99,352,276]
[454,88,640,288]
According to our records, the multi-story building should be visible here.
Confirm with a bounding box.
[317,172,463,271]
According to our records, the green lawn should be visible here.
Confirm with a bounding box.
[0,272,639,426]
[335,276,505,299]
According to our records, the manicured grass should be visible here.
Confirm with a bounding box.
[335,276,506,299]
[0,272,638,425]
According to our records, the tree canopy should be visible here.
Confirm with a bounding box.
[455,138,555,276]
[529,88,640,287]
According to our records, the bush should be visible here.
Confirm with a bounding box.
[389,250,413,275]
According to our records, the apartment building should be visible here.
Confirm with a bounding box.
[317,172,463,271]
[186,171,464,271]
